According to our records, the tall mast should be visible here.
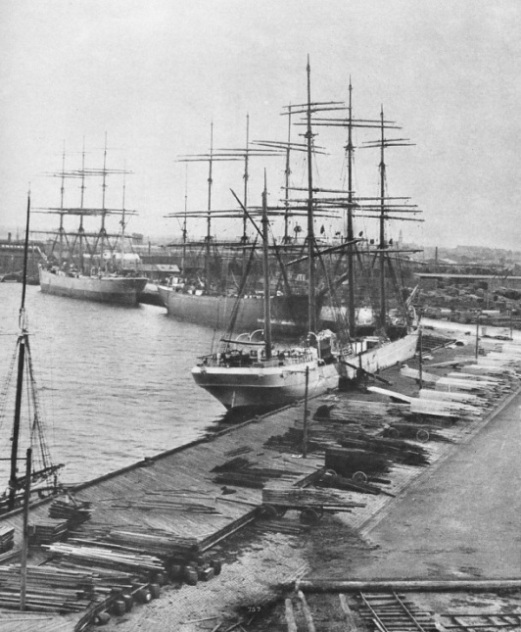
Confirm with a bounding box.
[242,114,250,242]
[182,164,188,275]
[99,132,108,273]
[8,194,31,511]
[120,166,127,262]
[305,57,317,334]
[58,144,65,264]
[283,106,292,243]
[79,139,86,273]
[261,173,272,360]
[346,80,356,337]
[378,106,387,332]
[206,122,214,284]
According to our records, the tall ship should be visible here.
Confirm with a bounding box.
[37,141,147,306]
[192,61,420,410]
[157,115,336,334]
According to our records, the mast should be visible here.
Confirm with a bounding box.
[120,166,127,268]
[346,81,356,337]
[182,164,188,275]
[99,132,108,273]
[305,57,317,334]
[242,114,250,243]
[206,122,214,284]
[8,194,31,511]
[261,173,272,359]
[79,139,86,273]
[378,106,387,332]
[58,144,65,264]
[283,106,292,244]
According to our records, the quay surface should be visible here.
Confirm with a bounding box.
[0,341,520,630]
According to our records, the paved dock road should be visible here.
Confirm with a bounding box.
[350,395,521,579]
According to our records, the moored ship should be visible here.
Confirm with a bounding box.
[39,267,147,306]
[37,139,147,306]
[192,61,421,410]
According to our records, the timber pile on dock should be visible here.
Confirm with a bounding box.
[0,337,520,629]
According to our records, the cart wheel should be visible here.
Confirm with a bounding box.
[262,504,279,519]
[300,508,321,525]
[134,588,152,604]
[183,566,199,586]
[352,471,368,483]
[387,427,400,439]
[120,593,134,612]
[94,611,111,625]
[110,600,126,617]
[168,563,183,581]
[416,429,430,443]
[210,559,222,576]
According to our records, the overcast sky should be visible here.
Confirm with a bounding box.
[1,0,520,250]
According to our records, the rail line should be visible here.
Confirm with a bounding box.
[358,591,437,632]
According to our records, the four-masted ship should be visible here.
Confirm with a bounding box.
[38,141,147,306]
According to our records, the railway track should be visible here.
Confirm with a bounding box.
[358,591,437,632]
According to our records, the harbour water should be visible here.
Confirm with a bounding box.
[0,283,227,486]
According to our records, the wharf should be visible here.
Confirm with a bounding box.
[0,338,520,630]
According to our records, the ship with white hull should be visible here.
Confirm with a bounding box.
[193,345,340,410]
[39,267,147,306]
[37,139,147,307]
[192,329,417,410]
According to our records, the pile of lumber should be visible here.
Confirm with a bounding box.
[383,422,453,443]
[0,526,14,553]
[28,519,68,545]
[337,432,430,466]
[45,542,164,574]
[262,486,363,510]
[212,457,296,489]
[325,447,391,478]
[317,471,393,496]
[0,564,96,612]
[70,524,200,562]
[49,496,92,526]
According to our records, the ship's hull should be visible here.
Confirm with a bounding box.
[192,359,340,410]
[193,331,418,410]
[158,285,311,332]
[39,267,147,306]
[343,330,419,380]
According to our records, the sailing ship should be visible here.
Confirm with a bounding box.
[192,61,420,410]
[192,173,341,410]
[157,117,334,334]
[0,196,63,514]
[38,141,147,306]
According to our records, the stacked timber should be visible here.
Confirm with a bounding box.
[336,432,430,466]
[383,422,453,443]
[0,526,14,553]
[29,519,69,545]
[45,542,164,574]
[262,486,362,510]
[325,447,390,478]
[212,457,297,489]
[49,496,92,526]
[0,564,96,612]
